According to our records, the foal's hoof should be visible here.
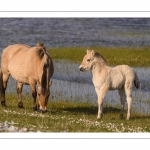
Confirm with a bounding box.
[97,115,103,119]
[119,115,124,119]
[18,102,24,108]
[1,101,6,107]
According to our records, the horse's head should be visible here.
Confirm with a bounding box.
[79,50,95,71]
[36,42,54,113]
[37,81,52,113]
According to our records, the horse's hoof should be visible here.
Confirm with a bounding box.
[18,102,24,108]
[1,101,6,107]
[33,105,38,111]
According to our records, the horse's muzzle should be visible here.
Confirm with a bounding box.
[38,108,47,113]
[41,109,47,113]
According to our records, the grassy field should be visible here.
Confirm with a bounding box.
[1,47,150,132]
[48,46,150,67]
[0,94,150,132]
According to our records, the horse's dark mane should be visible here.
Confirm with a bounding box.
[37,49,45,59]
[36,42,46,59]
[94,51,108,65]
[41,62,48,95]
[36,42,51,94]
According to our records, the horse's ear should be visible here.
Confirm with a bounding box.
[49,81,52,87]
[37,42,44,48]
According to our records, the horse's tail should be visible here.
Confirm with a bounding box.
[134,71,141,90]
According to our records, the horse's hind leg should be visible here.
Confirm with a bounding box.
[1,74,10,106]
[125,82,133,120]
[118,88,126,119]
[16,82,24,108]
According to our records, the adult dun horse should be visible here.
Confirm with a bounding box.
[0,43,54,113]
[79,50,140,120]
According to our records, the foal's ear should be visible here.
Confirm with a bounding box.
[86,49,91,54]
[49,81,52,86]
[91,50,95,56]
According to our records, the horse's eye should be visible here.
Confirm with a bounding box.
[87,59,91,62]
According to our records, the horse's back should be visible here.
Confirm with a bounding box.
[2,44,31,64]
[1,44,38,84]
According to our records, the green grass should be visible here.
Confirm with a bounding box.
[48,46,150,67]
[1,46,150,132]
[1,93,150,132]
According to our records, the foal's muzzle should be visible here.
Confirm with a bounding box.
[79,67,85,72]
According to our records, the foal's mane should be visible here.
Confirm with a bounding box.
[94,51,108,65]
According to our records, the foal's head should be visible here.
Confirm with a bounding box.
[79,50,107,72]
[79,50,96,71]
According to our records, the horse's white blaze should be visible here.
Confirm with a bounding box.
[79,50,140,120]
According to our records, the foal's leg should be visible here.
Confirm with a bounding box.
[125,82,132,120]
[118,88,126,119]
[16,82,24,108]
[29,82,37,111]
[1,74,10,106]
[95,86,108,119]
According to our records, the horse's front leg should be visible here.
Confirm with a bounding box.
[17,82,24,108]
[29,82,37,111]
[95,86,108,119]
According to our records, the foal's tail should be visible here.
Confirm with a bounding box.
[0,68,3,94]
[134,71,141,90]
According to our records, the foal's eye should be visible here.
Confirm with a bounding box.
[87,59,91,62]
